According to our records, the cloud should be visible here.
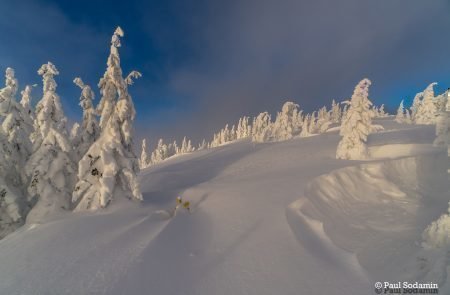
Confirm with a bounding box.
[138,0,450,145]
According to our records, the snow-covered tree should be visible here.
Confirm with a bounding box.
[69,122,80,143]
[0,68,33,162]
[31,62,68,148]
[97,27,124,131]
[308,112,317,134]
[25,128,76,222]
[415,83,438,125]
[395,100,406,123]
[151,138,168,164]
[237,116,251,139]
[336,78,374,160]
[316,106,331,133]
[0,68,32,235]
[330,99,342,123]
[180,136,195,154]
[72,27,143,211]
[73,77,99,158]
[26,62,76,222]
[20,84,36,118]
[271,101,300,141]
[299,115,311,137]
[139,139,149,169]
[433,93,449,147]
[410,91,423,122]
[251,112,272,143]
[378,104,388,117]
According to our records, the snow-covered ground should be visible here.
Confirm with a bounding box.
[0,118,448,295]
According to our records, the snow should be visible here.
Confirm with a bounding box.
[0,119,448,295]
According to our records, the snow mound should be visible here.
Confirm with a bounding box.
[422,207,450,249]
[289,149,449,286]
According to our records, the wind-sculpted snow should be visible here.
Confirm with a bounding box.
[0,120,447,295]
[287,148,450,290]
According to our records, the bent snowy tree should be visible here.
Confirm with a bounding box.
[72,27,142,211]
[336,78,374,160]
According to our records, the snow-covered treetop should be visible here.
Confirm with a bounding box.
[423,82,437,98]
[0,68,19,115]
[38,62,59,93]
[111,26,124,48]
[20,84,36,110]
[74,77,95,108]
[281,101,299,115]
[350,78,371,104]
[4,67,18,96]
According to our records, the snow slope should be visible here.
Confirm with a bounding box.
[0,119,448,295]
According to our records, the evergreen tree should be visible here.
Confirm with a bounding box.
[25,63,76,222]
[31,62,68,148]
[433,94,449,147]
[336,78,374,160]
[0,68,32,236]
[140,139,149,169]
[395,100,405,123]
[73,78,99,158]
[251,112,272,143]
[299,115,311,137]
[415,83,438,125]
[73,27,143,211]
[330,99,342,123]
[20,84,36,119]
[271,102,300,141]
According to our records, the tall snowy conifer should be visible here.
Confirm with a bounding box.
[433,93,449,147]
[271,102,300,141]
[20,84,36,119]
[251,112,272,143]
[0,68,32,236]
[415,83,438,125]
[140,139,149,169]
[395,100,405,123]
[73,78,99,158]
[73,27,143,211]
[336,78,374,160]
[25,63,76,222]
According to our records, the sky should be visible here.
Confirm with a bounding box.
[1,0,450,148]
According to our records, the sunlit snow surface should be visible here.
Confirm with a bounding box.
[0,118,448,295]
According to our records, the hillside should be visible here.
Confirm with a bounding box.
[0,118,448,295]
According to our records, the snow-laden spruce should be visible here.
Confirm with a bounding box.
[415,82,438,125]
[395,100,406,123]
[140,138,149,169]
[72,27,143,211]
[20,84,36,119]
[336,78,375,160]
[30,62,68,148]
[410,91,423,122]
[299,114,311,137]
[271,102,301,141]
[73,78,99,159]
[0,68,33,168]
[330,99,342,123]
[0,68,32,236]
[315,106,331,133]
[433,92,449,147]
[251,112,272,143]
[25,63,76,223]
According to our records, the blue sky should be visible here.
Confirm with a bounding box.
[1,0,450,147]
